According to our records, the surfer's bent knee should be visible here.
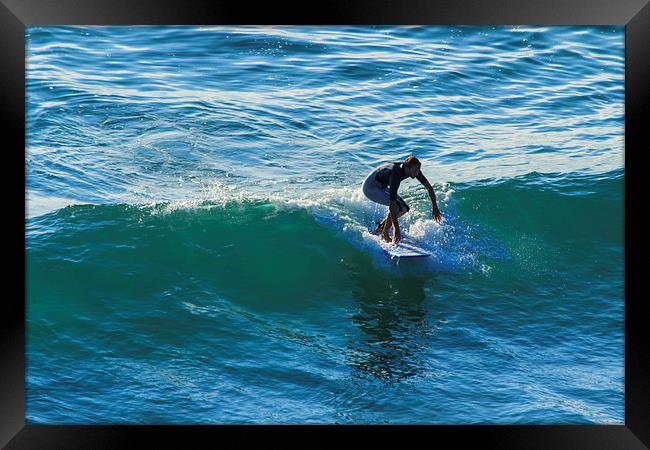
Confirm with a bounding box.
[396,198,409,215]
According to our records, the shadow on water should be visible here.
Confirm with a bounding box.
[346,260,435,383]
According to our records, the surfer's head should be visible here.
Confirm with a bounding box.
[403,155,421,178]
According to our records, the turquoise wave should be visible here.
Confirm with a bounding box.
[26,171,624,424]
[27,170,624,312]
[455,169,624,245]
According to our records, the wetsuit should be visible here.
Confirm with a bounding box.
[362,162,430,214]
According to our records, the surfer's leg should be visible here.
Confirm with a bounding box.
[396,196,410,216]
[378,210,390,232]
[381,209,393,241]
[379,197,409,239]
[375,213,390,233]
[376,211,405,233]
[363,178,392,234]
[377,202,408,231]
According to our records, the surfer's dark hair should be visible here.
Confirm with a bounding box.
[404,155,421,168]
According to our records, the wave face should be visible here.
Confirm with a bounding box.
[26,26,624,424]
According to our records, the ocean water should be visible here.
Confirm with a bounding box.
[25,26,624,424]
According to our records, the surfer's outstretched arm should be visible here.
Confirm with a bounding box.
[417,171,443,223]
[427,186,443,223]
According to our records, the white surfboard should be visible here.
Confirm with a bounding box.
[368,230,430,258]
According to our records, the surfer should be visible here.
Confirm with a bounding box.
[362,156,443,244]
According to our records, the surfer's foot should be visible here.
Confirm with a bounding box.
[380,232,391,242]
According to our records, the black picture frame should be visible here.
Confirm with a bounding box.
[2,0,647,448]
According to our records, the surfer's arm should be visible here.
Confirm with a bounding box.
[417,172,443,222]
[426,186,439,211]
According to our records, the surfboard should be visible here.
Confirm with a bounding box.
[369,229,430,258]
